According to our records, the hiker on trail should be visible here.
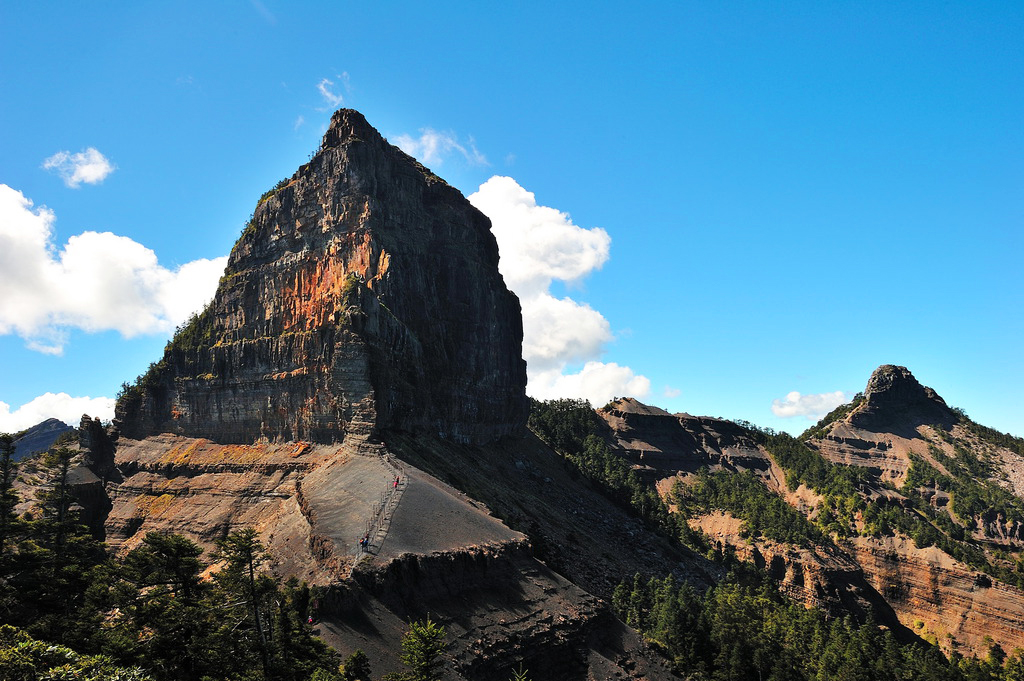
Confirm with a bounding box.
[394,475,400,489]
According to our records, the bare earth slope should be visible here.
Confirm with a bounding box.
[101,428,678,680]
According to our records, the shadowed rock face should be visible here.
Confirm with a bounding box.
[116,109,527,445]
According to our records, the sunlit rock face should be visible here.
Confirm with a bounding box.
[116,109,527,445]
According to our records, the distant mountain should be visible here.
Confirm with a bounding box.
[605,365,1024,659]
[11,418,72,461]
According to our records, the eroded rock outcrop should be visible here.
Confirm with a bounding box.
[599,397,770,474]
[851,364,956,434]
[116,109,527,446]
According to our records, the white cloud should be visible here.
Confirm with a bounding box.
[294,115,305,131]
[520,293,611,372]
[42,147,115,188]
[469,176,651,405]
[317,78,344,108]
[663,386,682,398]
[771,391,849,420]
[469,176,610,298]
[529,362,652,407]
[0,392,116,432]
[0,184,227,354]
[394,129,487,167]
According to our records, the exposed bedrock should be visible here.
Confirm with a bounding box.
[318,542,676,681]
[115,109,527,446]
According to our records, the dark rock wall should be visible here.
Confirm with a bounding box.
[851,364,955,432]
[116,109,527,445]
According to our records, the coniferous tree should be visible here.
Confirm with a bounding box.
[399,617,447,681]
[0,434,17,556]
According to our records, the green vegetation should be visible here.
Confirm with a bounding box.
[527,398,673,537]
[955,408,1024,457]
[257,177,292,208]
[238,177,293,242]
[612,569,1012,681]
[167,304,215,355]
[529,398,1024,677]
[0,445,343,680]
[397,617,447,681]
[115,304,219,412]
[0,624,154,681]
[673,469,824,546]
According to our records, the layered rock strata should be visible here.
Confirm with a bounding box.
[599,397,770,474]
[116,109,527,446]
[850,536,1024,656]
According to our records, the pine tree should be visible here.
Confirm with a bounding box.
[400,617,447,681]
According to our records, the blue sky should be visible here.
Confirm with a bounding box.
[1,2,1021,437]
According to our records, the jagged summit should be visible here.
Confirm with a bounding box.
[849,364,954,431]
[116,108,528,445]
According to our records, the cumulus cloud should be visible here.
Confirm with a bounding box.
[42,148,115,188]
[528,363,652,407]
[394,129,487,167]
[469,176,610,298]
[0,184,227,354]
[0,392,116,432]
[771,391,849,420]
[469,176,651,406]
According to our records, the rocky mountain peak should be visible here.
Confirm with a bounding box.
[323,108,376,145]
[850,364,954,431]
[116,108,528,445]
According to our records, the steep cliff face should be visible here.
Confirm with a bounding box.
[116,109,527,446]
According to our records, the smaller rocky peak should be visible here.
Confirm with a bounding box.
[602,397,673,417]
[862,365,948,409]
[850,365,954,432]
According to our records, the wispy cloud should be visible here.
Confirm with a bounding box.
[771,390,849,420]
[0,184,226,354]
[316,76,346,109]
[470,176,651,406]
[42,148,115,188]
[294,115,305,131]
[663,386,682,399]
[394,129,487,167]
